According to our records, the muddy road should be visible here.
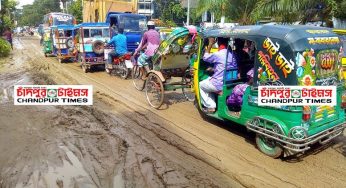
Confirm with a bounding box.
[0,37,345,188]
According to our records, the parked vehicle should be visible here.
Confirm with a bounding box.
[194,25,345,158]
[132,26,201,108]
[105,12,147,52]
[75,22,110,73]
[51,25,78,63]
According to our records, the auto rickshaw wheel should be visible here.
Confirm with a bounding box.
[82,64,88,73]
[44,53,47,57]
[181,69,195,102]
[132,65,145,91]
[145,73,164,109]
[255,134,283,158]
[119,61,130,79]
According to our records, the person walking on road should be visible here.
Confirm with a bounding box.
[3,27,13,49]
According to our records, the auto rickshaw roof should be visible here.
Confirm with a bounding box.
[52,24,76,30]
[76,22,109,28]
[333,29,346,35]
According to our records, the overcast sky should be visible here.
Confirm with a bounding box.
[17,0,35,8]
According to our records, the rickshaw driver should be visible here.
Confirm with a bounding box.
[133,21,160,76]
[200,37,237,113]
[105,27,128,72]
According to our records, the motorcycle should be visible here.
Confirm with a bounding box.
[104,46,133,79]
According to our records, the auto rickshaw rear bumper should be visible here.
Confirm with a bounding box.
[247,119,345,153]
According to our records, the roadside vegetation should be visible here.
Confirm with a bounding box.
[0,39,11,58]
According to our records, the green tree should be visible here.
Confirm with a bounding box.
[68,0,82,23]
[251,0,337,24]
[196,0,228,23]
[0,0,17,32]
[334,0,346,19]
[18,0,61,26]
[154,0,187,25]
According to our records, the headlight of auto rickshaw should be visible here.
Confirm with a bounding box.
[289,126,308,140]
[342,91,346,108]
[302,106,311,121]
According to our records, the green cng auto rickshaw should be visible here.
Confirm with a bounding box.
[333,29,346,107]
[194,25,345,158]
[42,27,54,56]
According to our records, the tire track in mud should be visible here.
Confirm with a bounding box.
[30,44,294,187]
[30,47,287,187]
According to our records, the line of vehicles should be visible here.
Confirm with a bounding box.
[41,12,346,159]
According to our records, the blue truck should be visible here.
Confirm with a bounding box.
[105,12,147,52]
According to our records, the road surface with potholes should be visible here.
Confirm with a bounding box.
[0,37,345,188]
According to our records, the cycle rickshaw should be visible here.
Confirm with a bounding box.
[132,26,201,109]
[194,25,345,158]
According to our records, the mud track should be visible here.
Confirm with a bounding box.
[0,37,345,188]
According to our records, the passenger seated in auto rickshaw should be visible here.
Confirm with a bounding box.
[105,27,128,72]
[200,37,237,113]
[226,68,254,112]
[233,39,254,79]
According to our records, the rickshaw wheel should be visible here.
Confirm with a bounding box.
[181,70,195,102]
[119,61,130,79]
[255,134,283,158]
[132,65,145,91]
[145,73,164,109]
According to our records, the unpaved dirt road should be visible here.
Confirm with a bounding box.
[0,37,345,188]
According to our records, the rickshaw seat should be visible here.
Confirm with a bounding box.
[160,54,190,70]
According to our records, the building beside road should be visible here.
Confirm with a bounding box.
[83,0,138,22]
[83,0,195,22]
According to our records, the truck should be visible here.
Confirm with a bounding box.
[105,12,147,52]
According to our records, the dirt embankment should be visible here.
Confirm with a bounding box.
[0,37,345,188]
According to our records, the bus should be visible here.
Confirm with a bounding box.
[43,12,76,27]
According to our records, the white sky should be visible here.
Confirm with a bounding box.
[16,0,35,8]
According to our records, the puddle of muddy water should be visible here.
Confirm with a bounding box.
[40,145,95,188]
[113,172,125,188]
